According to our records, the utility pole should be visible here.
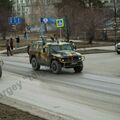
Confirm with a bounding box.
[113,0,117,44]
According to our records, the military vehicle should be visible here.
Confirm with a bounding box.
[29,37,85,74]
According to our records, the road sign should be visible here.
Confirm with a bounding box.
[48,18,56,23]
[8,16,22,25]
[56,18,64,28]
[43,18,48,23]
[40,17,56,23]
[41,17,48,24]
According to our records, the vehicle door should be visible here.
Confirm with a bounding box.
[30,43,38,56]
[37,43,43,64]
[41,45,50,66]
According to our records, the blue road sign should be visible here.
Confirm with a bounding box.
[40,17,48,23]
[48,18,56,23]
[40,17,56,23]
[8,16,22,25]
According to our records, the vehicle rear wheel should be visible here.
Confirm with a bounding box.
[117,51,120,54]
[74,62,83,73]
[31,57,40,70]
[0,66,2,78]
[51,60,61,74]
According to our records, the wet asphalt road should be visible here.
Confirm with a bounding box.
[1,52,120,118]
[2,52,120,79]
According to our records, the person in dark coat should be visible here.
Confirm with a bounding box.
[6,39,12,56]
[10,38,14,50]
[16,36,20,48]
[24,31,27,40]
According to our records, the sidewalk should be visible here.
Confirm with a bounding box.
[0,46,27,55]
[0,45,115,56]
[79,46,115,51]
[77,46,115,54]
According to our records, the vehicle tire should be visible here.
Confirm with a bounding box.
[51,60,61,74]
[0,66,2,78]
[31,57,40,71]
[74,62,83,73]
[117,51,120,54]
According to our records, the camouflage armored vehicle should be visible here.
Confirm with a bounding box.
[29,37,84,74]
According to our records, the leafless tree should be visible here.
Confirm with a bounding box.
[56,0,112,43]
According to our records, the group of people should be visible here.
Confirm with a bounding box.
[6,31,29,56]
[6,36,20,56]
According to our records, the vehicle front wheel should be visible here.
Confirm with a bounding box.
[0,66,2,78]
[51,60,61,74]
[31,57,40,71]
[74,62,83,73]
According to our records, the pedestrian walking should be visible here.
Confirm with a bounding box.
[16,36,20,48]
[24,31,27,39]
[24,31,29,40]
[10,38,14,50]
[6,39,12,56]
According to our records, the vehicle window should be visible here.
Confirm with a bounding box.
[61,44,73,50]
[43,47,48,53]
[49,45,60,53]
[45,48,48,52]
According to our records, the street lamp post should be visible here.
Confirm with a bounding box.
[113,0,117,44]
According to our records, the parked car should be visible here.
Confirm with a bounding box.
[115,43,120,54]
[0,58,3,78]
[29,37,85,74]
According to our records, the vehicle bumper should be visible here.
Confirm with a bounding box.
[62,61,83,68]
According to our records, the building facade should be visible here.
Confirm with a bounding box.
[101,0,120,7]
[12,0,62,25]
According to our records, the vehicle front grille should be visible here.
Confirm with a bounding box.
[64,58,70,62]
[72,56,79,62]
[63,56,79,63]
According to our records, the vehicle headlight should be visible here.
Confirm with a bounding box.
[59,58,65,62]
[78,56,82,60]
[61,58,65,62]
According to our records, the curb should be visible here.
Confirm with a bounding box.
[77,49,115,54]
[0,97,78,120]
[0,46,27,55]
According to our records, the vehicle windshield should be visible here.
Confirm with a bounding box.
[49,44,73,53]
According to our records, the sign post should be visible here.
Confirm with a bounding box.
[8,16,22,38]
[56,18,64,38]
